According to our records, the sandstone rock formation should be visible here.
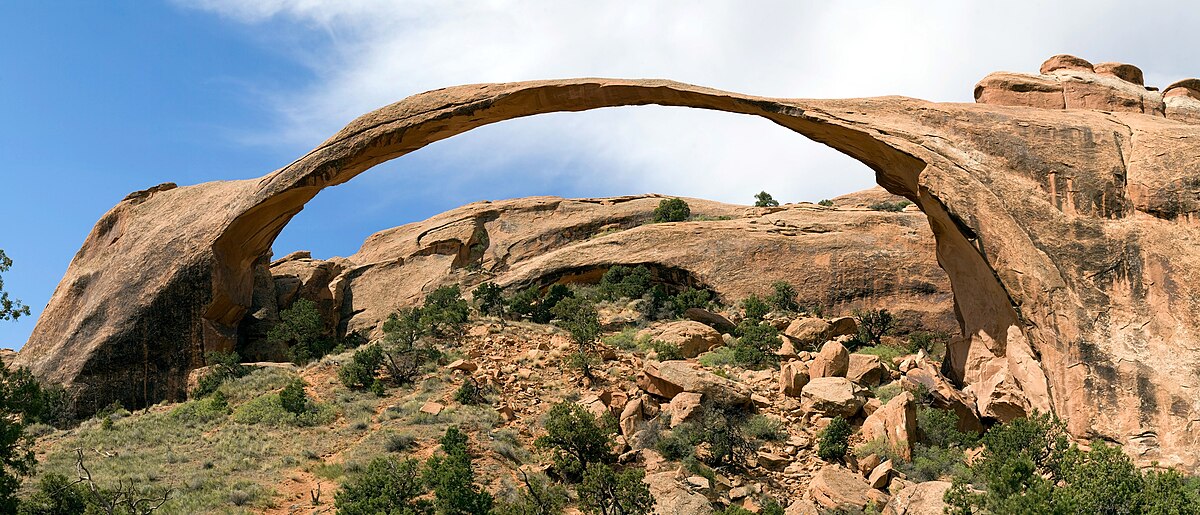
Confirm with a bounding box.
[18,55,1200,470]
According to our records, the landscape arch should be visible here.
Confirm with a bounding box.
[20,63,1200,470]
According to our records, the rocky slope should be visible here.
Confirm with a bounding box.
[17,54,1200,471]
[240,191,953,363]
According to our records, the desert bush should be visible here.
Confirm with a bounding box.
[379,310,442,385]
[668,401,757,467]
[652,198,690,223]
[644,339,683,361]
[268,299,334,365]
[853,308,894,347]
[741,415,785,442]
[16,472,87,515]
[384,432,416,453]
[602,327,639,350]
[279,379,310,415]
[551,297,601,378]
[339,344,384,389]
[191,351,254,398]
[869,200,911,212]
[768,281,800,313]
[754,191,779,207]
[598,265,653,301]
[578,463,654,515]
[698,346,738,368]
[944,413,1200,513]
[472,282,506,317]
[740,295,770,322]
[424,426,493,515]
[492,471,568,515]
[453,378,491,406]
[534,402,616,482]
[730,321,780,368]
[231,392,335,427]
[817,416,852,461]
[420,285,470,336]
[817,199,834,207]
[335,455,431,515]
[669,287,712,316]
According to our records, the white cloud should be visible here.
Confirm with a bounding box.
[176,0,1200,205]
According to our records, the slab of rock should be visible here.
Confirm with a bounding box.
[868,460,895,489]
[882,481,952,515]
[779,361,810,397]
[684,308,736,334]
[809,464,871,511]
[801,377,867,418]
[638,321,723,359]
[419,401,444,415]
[785,499,821,515]
[756,451,790,471]
[447,359,478,373]
[619,397,645,437]
[861,392,918,460]
[826,317,858,339]
[808,341,849,378]
[639,361,750,407]
[847,353,883,386]
[645,471,713,515]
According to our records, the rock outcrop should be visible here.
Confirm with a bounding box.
[18,56,1200,470]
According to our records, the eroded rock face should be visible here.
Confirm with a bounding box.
[18,57,1200,470]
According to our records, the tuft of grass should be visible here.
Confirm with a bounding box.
[698,346,738,368]
[856,343,909,368]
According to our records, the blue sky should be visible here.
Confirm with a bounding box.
[2,1,1199,348]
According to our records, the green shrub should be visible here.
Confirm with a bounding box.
[379,310,441,385]
[905,444,968,482]
[853,308,894,347]
[669,288,712,316]
[869,200,912,212]
[817,199,834,207]
[168,393,230,424]
[424,426,493,515]
[917,407,978,449]
[335,456,432,515]
[768,281,800,313]
[855,344,907,368]
[598,265,653,301]
[472,282,506,317]
[578,463,654,515]
[652,198,691,223]
[655,431,695,461]
[454,379,490,406]
[492,471,568,515]
[269,299,334,365]
[817,416,852,461]
[602,327,639,350]
[754,191,779,208]
[551,297,601,378]
[420,285,470,336]
[698,346,738,368]
[741,415,785,442]
[942,413,1200,513]
[231,392,335,427]
[191,351,254,398]
[740,295,769,322]
[668,401,756,467]
[534,402,616,481]
[279,379,310,415]
[730,321,780,368]
[339,344,385,389]
[645,340,683,361]
[17,472,87,515]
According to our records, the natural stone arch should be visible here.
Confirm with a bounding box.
[19,58,1200,471]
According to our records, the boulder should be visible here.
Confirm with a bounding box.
[644,471,714,515]
[801,377,867,418]
[779,361,810,397]
[809,464,871,511]
[419,401,444,415]
[639,361,751,408]
[667,392,704,428]
[868,460,895,489]
[808,341,849,378]
[861,392,918,460]
[619,397,645,438]
[784,499,820,515]
[684,308,736,334]
[447,359,478,373]
[826,317,858,339]
[783,317,831,346]
[756,451,790,471]
[883,481,952,515]
[638,321,724,359]
[902,365,983,434]
[847,353,883,386]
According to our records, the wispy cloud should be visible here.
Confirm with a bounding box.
[175,0,1200,204]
